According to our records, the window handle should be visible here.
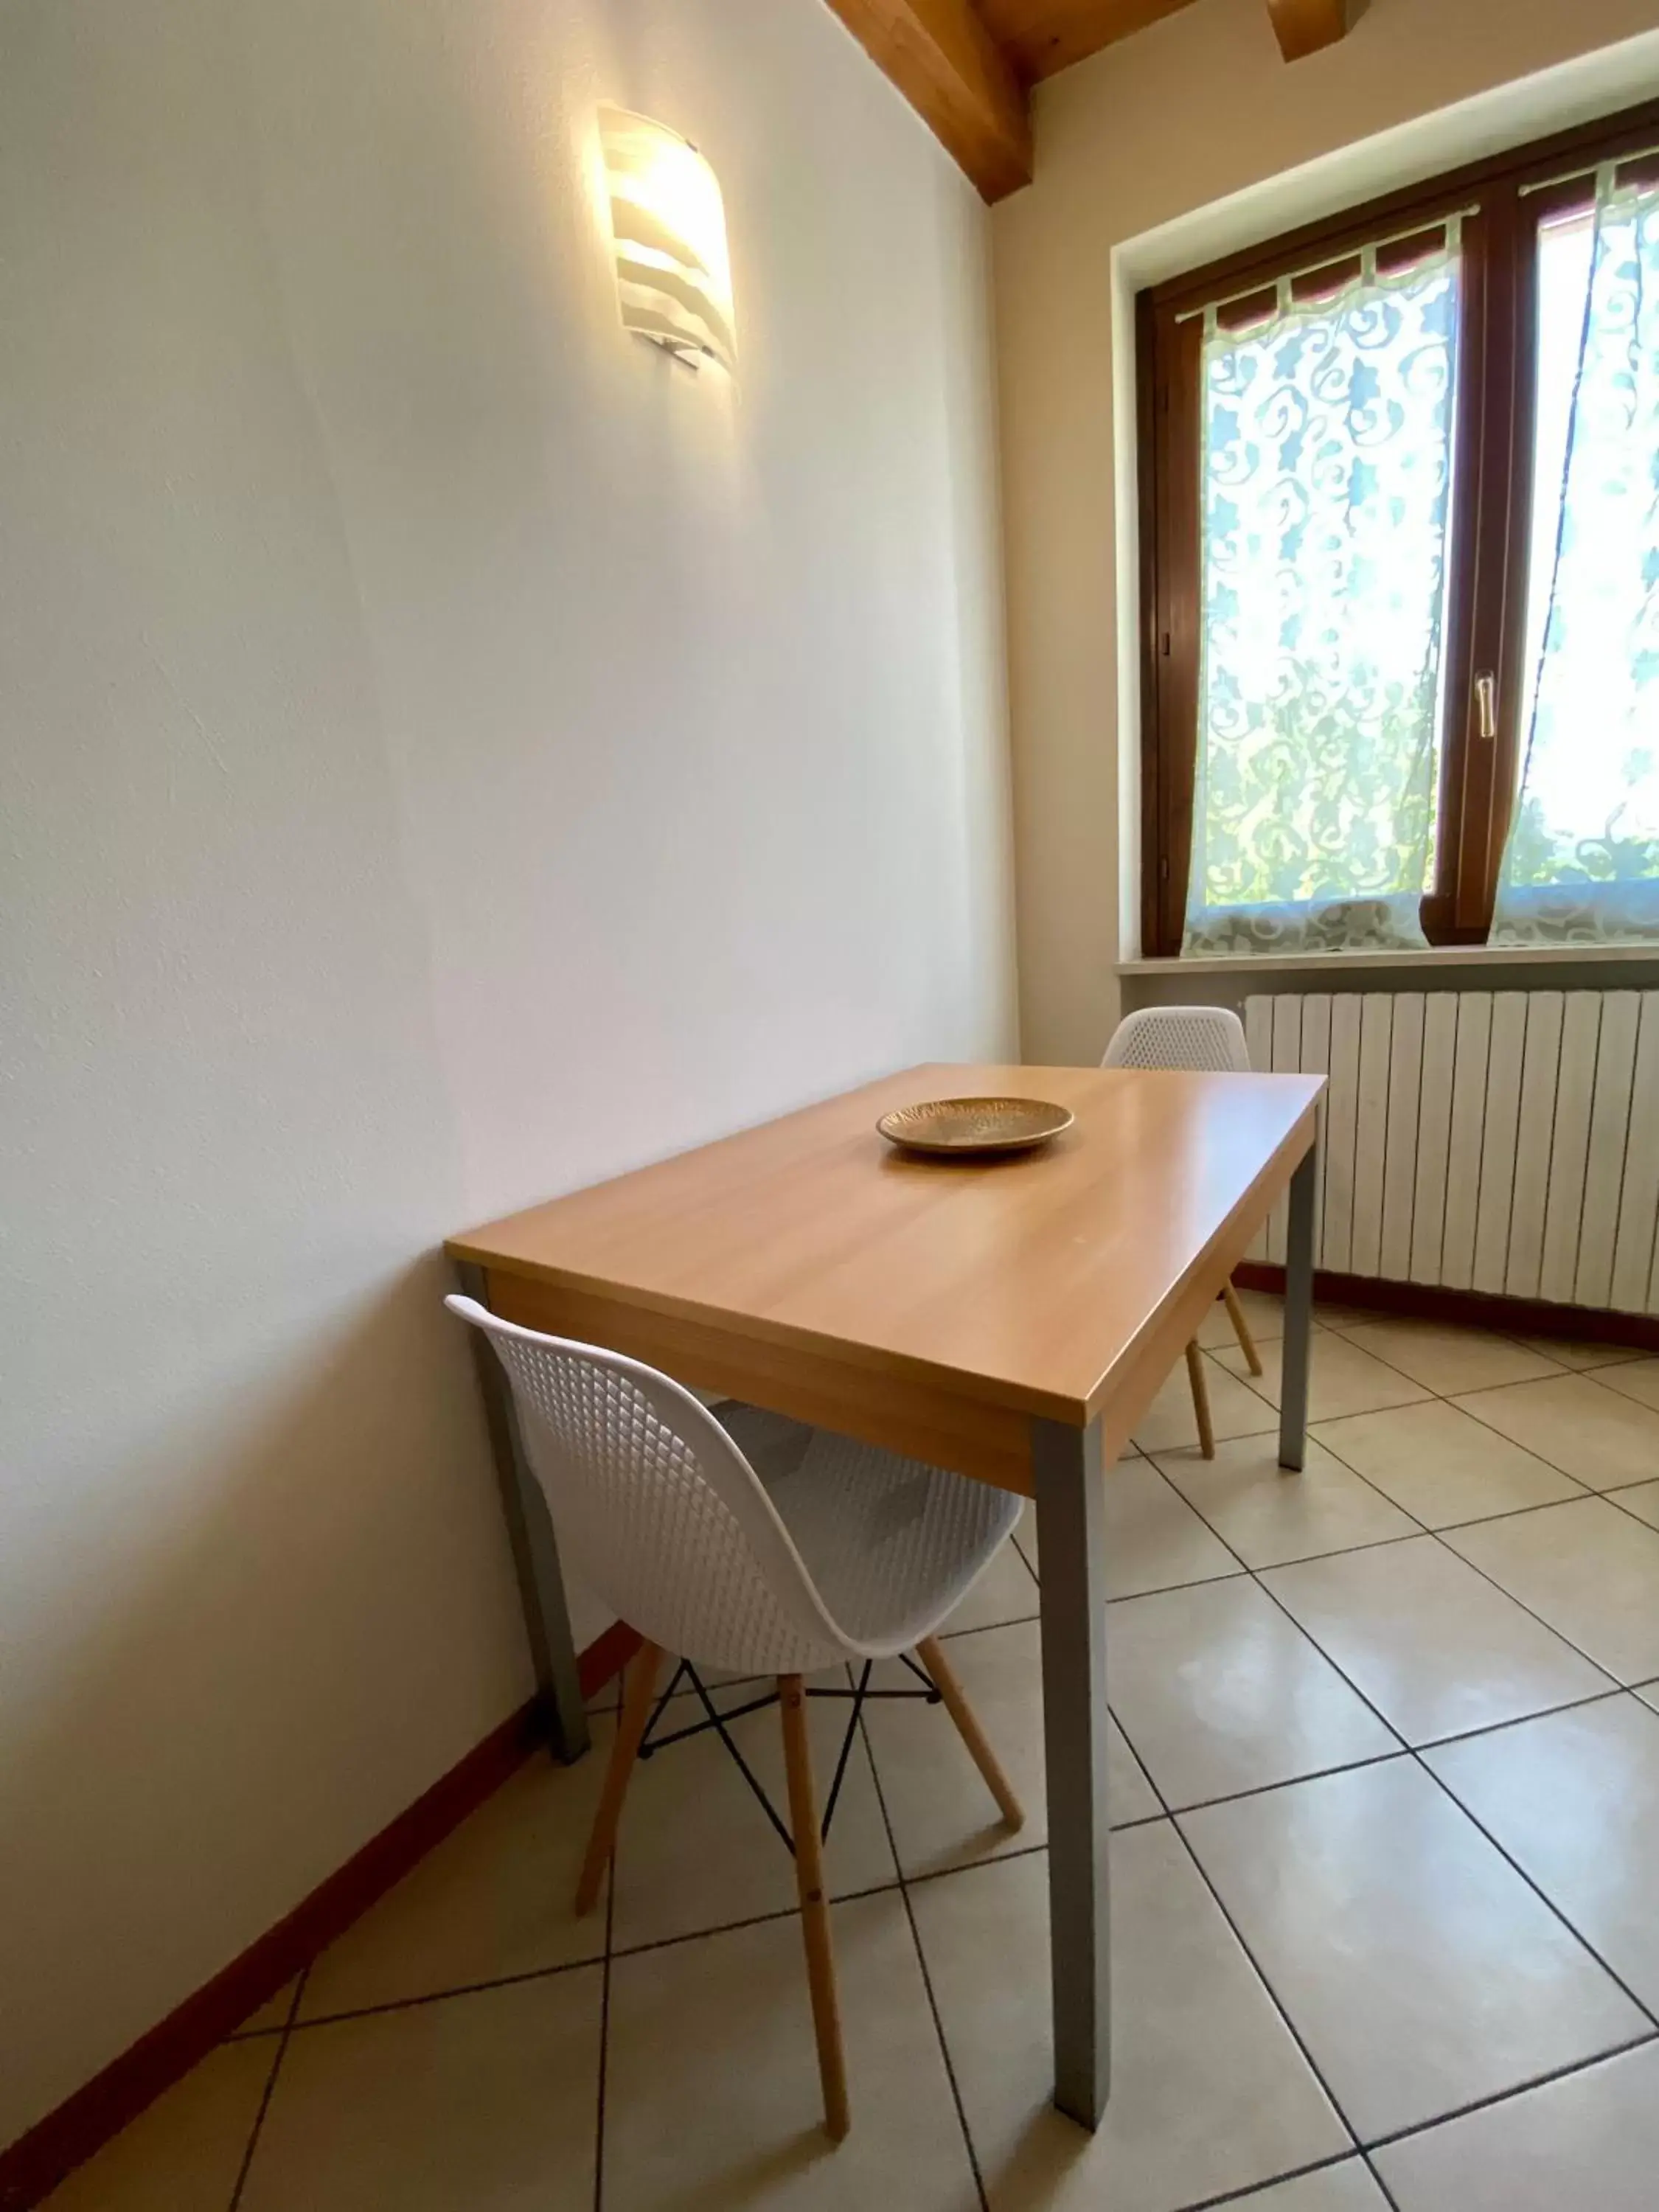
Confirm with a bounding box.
[1475,672,1498,741]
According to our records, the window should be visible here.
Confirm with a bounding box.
[1138,98,1659,959]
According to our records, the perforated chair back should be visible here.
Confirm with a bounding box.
[1102,1004,1251,1075]
[446,1296,854,1677]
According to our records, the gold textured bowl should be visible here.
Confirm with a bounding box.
[876,1096,1075,1157]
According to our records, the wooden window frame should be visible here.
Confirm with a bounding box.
[1137,96,1659,960]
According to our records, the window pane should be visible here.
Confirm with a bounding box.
[1495,188,1659,942]
[1186,246,1460,955]
[1518,209,1595,754]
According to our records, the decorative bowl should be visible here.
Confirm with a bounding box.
[875,1096,1075,1157]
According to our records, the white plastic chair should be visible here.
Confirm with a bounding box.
[446,1295,1023,2140]
[1102,1006,1266,1455]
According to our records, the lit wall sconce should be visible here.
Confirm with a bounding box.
[598,105,735,375]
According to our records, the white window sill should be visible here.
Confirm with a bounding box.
[1118,942,1659,979]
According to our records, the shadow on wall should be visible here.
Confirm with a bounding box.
[0,1253,529,2153]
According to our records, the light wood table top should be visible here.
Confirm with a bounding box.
[450,1062,1320,1487]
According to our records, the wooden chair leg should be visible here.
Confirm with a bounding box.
[779,1675,850,2141]
[1222,1279,1264,1375]
[915,1633,1023,1830]
[1185,1340,1216,1458]
[574,1639,664,1917]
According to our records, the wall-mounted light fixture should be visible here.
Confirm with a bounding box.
[598,105,735,375]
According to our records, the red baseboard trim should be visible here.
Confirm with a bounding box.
[1232,1262,1659,1351]
[1,1628,636,2211]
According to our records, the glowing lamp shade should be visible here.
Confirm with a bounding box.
[599,105,735,375]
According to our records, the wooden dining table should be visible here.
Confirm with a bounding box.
[446,1060,1323,2129]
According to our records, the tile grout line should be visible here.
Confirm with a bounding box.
[1406,1746,1659,2034]
[1119,1488,1659,2044]
[852,1698,990,2212]
[1164,1792,1402,2210]
[1231,1362,1640,1694]
[1170,2151,1394,2212]
[208,1322,1655,2205]
[1166,1361,1659,2110]
[1360,2028,1659,2159]
[1121,1313,1659,2181]
[1430,1361,1659,1489]
[1062,1567,1388,2197]
[592,1856,615,2212]
[207,1557,1655,2055]
[1105,1690,1371,2173]
[226,1964,307,2211]
[1110,1380,1655,2159]
[262,1950,608,2036]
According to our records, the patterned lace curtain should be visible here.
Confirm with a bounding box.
[1492,169,1659,945]
[1184,232,1461,956]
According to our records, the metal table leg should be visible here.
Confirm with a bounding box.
[1279,1139,1318,1472]
[454,1262,591,1764]
[1032,1413,1110,2129]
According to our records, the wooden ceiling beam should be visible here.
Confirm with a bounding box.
[821,0,1033,202]
[1263,0,1352,63]
[974,1,1198,86]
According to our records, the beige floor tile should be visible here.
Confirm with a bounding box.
[604,1891,978,2211]
[1425,1694,1659,2009]
[1105,1455,1244,1598]
[1017,1465,1229,1583]
[43,2042,275,2211]
[300,1730,612,2020]
[1214,1334,1433,1422]
[1591,1355,1659,1411]
[1130,1352,1279,1455]
[861,1619,1159,1877]
[1441,1498,1659,1686]
[1312,1398,1585,1528]
[1232,2163,1391,2208]
[1153,1432,1417,1568]
[241,1968,602,2211]
[611,1671,897,1951]
[1180,1759,1648,2143]
[1452,1371,1659,1490]
[1194,1286,1311,1351]
[1374,2040,1659,2211]
[1509,1334,1644,1371]
[1315,1301,1390,1327]
[1336,1320,1564,1396]
[1107,1578,1399,1809]
[228,1977,299,2037]
[911,1830,1350,2212]
[1611,1480,1659,1530]
[1261,1537,1610,1745]
[937,1534,1039,1636]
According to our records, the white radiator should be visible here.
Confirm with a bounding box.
[1244,990,1659,1316]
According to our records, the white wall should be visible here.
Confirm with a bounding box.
[0,0,1014,2144]
[993,0,1659,1065]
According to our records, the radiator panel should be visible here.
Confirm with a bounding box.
[1613,997,1659,1315]
[1576,992,1638,1310]
[1245,987,1659,1317]
[1472,993,1526,1298]
[1439,992,1489,1293]
[1411,992,1457,1287]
